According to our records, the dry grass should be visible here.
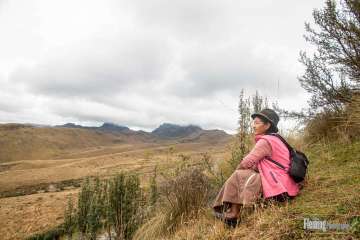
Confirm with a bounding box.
[0,124,122,162]
[0,135,231,240]
[304,95,360,143]
[0,124,232,163]
[2,123,359,239]
[133,167,212,240]
[159,138,360,240]
[0,189,78,240]
[0,140,228,193]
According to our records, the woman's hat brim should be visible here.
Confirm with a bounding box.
[251,113,279,132]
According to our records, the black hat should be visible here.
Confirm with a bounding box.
[251,108,279,132]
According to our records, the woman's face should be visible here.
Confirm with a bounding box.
[252,117,271,135]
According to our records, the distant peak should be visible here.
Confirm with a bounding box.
[152,122,202,138]
[56,122,130,132]
[100,122,130,131]
[58,123,83,128]
[101,122,119,127]
[158,122,202,129]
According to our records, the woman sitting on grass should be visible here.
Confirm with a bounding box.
[212,108,300,226]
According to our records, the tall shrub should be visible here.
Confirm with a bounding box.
[108,173,142,240]
[77,177,92,240]
[63,195,76,240]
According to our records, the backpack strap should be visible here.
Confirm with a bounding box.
[267,133,295,155]
[264,156,286,170]
[262,133,293,171]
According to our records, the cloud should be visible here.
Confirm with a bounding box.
[12,32,173,98]
[0,0,325,133]
[164,42,303,99]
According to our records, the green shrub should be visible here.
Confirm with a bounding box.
[63,195,76,239]
[107,173,143,240]
[77,177,93,239]
[26,224,65,240]
[149,165,159,206]
[66,174,143,240]
[86,177,104,240]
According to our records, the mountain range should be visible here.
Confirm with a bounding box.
[55,122,230,140]
[0,122,233,162]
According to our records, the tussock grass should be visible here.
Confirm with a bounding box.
[133,167,211,240]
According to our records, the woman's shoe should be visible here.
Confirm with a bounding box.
[213,211,225,220]
[224,218,238,228]
[212,211,239,228]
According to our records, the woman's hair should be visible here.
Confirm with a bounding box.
[257,115,278,134]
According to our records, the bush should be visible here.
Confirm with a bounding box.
[149,165,159,206]
[76,177,105,240]
[304,95,360,142]
[133,167,211,240]
[26,224,65,240]
[107,173,143,240]
[161,168,211,230]
[60,173,144,240]
[63,195,76,239]
[86,177,104,240]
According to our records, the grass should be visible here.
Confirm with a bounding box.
[6,130,359,240]
[14,144,223,239]
[25,223,65,240]
[160,138,360,240]
[133,167,212,240]
[0,124,120,162]
[0,178,82,198]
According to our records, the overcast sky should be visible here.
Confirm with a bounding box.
[0,0,325,133]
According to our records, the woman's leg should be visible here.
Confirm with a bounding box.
[224,203,241,219]
[213,169,261,218]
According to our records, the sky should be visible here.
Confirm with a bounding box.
[0,0,326,134]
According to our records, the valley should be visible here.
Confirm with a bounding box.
[0,123,233,239]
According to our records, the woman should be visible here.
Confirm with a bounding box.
[212,108,300,225]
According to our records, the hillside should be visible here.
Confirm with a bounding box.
[151,123,203,138]
[0,124,156,163]
[161,138,360,240]
[0,127,233,240]
[56,122,131,133]
[1,122,358,239]
[178,129,232,144]
[151,123,232,144]
[0,123,232,163]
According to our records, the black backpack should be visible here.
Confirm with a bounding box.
[264,133,309,183]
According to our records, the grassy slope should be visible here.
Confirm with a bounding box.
[166,139,360,240]
[0,124,231,163]
[19,136,359,240]
[0,124,123,162]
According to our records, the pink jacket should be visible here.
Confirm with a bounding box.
[256,134,300,198]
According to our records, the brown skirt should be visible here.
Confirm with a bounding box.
[212,169,262,213]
